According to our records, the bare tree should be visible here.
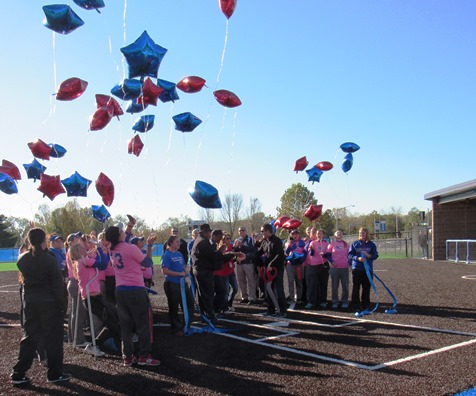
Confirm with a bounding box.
[220,193,243,236]
[198,208,215,225]
[245,197,263,233]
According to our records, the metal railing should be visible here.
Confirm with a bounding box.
[446,239,476,264]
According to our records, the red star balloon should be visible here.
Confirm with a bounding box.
[0,160,21,180]
[90,106,114,131]
[28,139,52,160]
[282,218,303,230]
[316,161,333,171]
[219,0,237,19]
[128,135,144,157]
[176,76,206,93]
[294,156,309,173]
[56,77,88,101]
[95,94,124,118]
[37,174,66,201]
[95,172,114,207]
[137,78,164,106]
[274,216,290,228]
[304,204,323,222]
[213,89,242,108]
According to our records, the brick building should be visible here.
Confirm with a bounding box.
[424,179,476,261]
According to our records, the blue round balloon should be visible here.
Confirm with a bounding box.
[189,180,222,209]
[172,112,202,132]
[340,142,360,153]
[0,172,18,195]
[111,79,142,101]
[120,31,168,79]
[49,143,67,158]
[341,153,353,173]
[132,115,155,133]
[43,4,84,35]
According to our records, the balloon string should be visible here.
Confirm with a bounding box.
[165,103,175,166]
[215,19,229,89]
[121,0,127,80]
[44,32,57,124]
[227,111,238,190]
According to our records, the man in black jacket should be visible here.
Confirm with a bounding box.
[256,223,287,317]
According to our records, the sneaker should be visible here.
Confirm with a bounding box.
[319,303,327,309]
[304,303,314,309]
[132,333,139,343]
[342,302,349,309]
[84,344,105,357]
[74,341,89,348]
[11,373,30,385]
[123,355,138,367]
[227,306,235,312]
[275,312,287,318]
[222,308,233,315]
[262,311,276,316]
[138,354,161,366]
[240,298,249,304]
[332,303,339,309]
[48,373,72,383]
[102,337,118,352]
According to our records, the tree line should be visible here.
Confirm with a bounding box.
[0,183,429,248]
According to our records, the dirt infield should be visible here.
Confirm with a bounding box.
[0,259,475,395]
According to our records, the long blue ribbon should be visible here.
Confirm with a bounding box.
[373,272,398,314]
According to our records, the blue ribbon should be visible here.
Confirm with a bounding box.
[373,272,398,314]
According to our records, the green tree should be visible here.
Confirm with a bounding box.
[276,183,317,233]
[0,214,17,247]
[6,216,31,245]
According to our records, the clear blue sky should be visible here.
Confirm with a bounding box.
[0,1,475,227]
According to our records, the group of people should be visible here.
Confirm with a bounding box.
[11,219,378,386]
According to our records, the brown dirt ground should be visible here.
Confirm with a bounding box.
[0,258,475,395]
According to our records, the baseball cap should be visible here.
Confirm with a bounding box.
[67,232,82,243]
[130,236,145,245]
[49,234,63,242]
[211,229,224,238]
[290,229,300,234]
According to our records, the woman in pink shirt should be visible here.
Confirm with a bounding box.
[105,225,159,367]
[327,230,350,309]
[305,229,330,309]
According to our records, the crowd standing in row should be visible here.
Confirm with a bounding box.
[11,219,378,386]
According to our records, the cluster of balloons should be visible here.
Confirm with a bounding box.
[271,203,324,233]
[293,141,360,185]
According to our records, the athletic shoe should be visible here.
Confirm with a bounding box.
[123,355,137,367]
[274,312,287,318]
[10,373,30,385]
[102,337,118,352]
[222,308,233,315]
[304,303,314,309]
[227,306,235,312]
[138,354,161,366]
[341,303,349,309]
[262,311,276,316]
[84,344,105,357]
[332,303,339,309]
[132,333,139,343]
[239,298,249,304]
[319,303,327,309]
[47,373,72,383]
[74,341,89,348]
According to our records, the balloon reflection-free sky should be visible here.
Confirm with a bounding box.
[0,1,475,226]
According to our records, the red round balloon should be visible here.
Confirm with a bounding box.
[282,218,303,230]
[274,215,290,228]
[138,78,164,106]
[177,76,206,93]
[95,172,114,207]
[95,94,124,118]
[213,89,242,108]
[219,0,237,19]
[90,106,113,131]
[316,161,333,171]
[37,174,65,201]
[28,139,52,160]
[56,77,88,101]
[128,135,144,157]
[304,204,323,222]
[294,156,309,173]
[0,160,21,180]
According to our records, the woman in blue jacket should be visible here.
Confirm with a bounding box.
[348,227,378,312]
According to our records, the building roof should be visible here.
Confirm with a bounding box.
[424,179,476,204]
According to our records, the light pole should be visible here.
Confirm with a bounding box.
[333,205,355,232]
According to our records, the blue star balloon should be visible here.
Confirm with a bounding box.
[120,31,168,79]
[173,112,202,132]
[126,98,148,114]
[157,79,179,103]
[0,172,18,195]
[49,143,67,158]
[132,115,155,133]
[111,79,142,101]
[43,4,85,35]
[92,204,111,223]
[342,153,353,173]
[306,167,323,184]
[61,171,92,197]
[189,180,222,209]
[73,0,105,13]
[23,159,47,182]
[340,142,360,153]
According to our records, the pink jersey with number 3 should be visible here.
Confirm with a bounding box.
[110,241,148,287]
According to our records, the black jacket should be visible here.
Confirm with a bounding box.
[256,234,285,270]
